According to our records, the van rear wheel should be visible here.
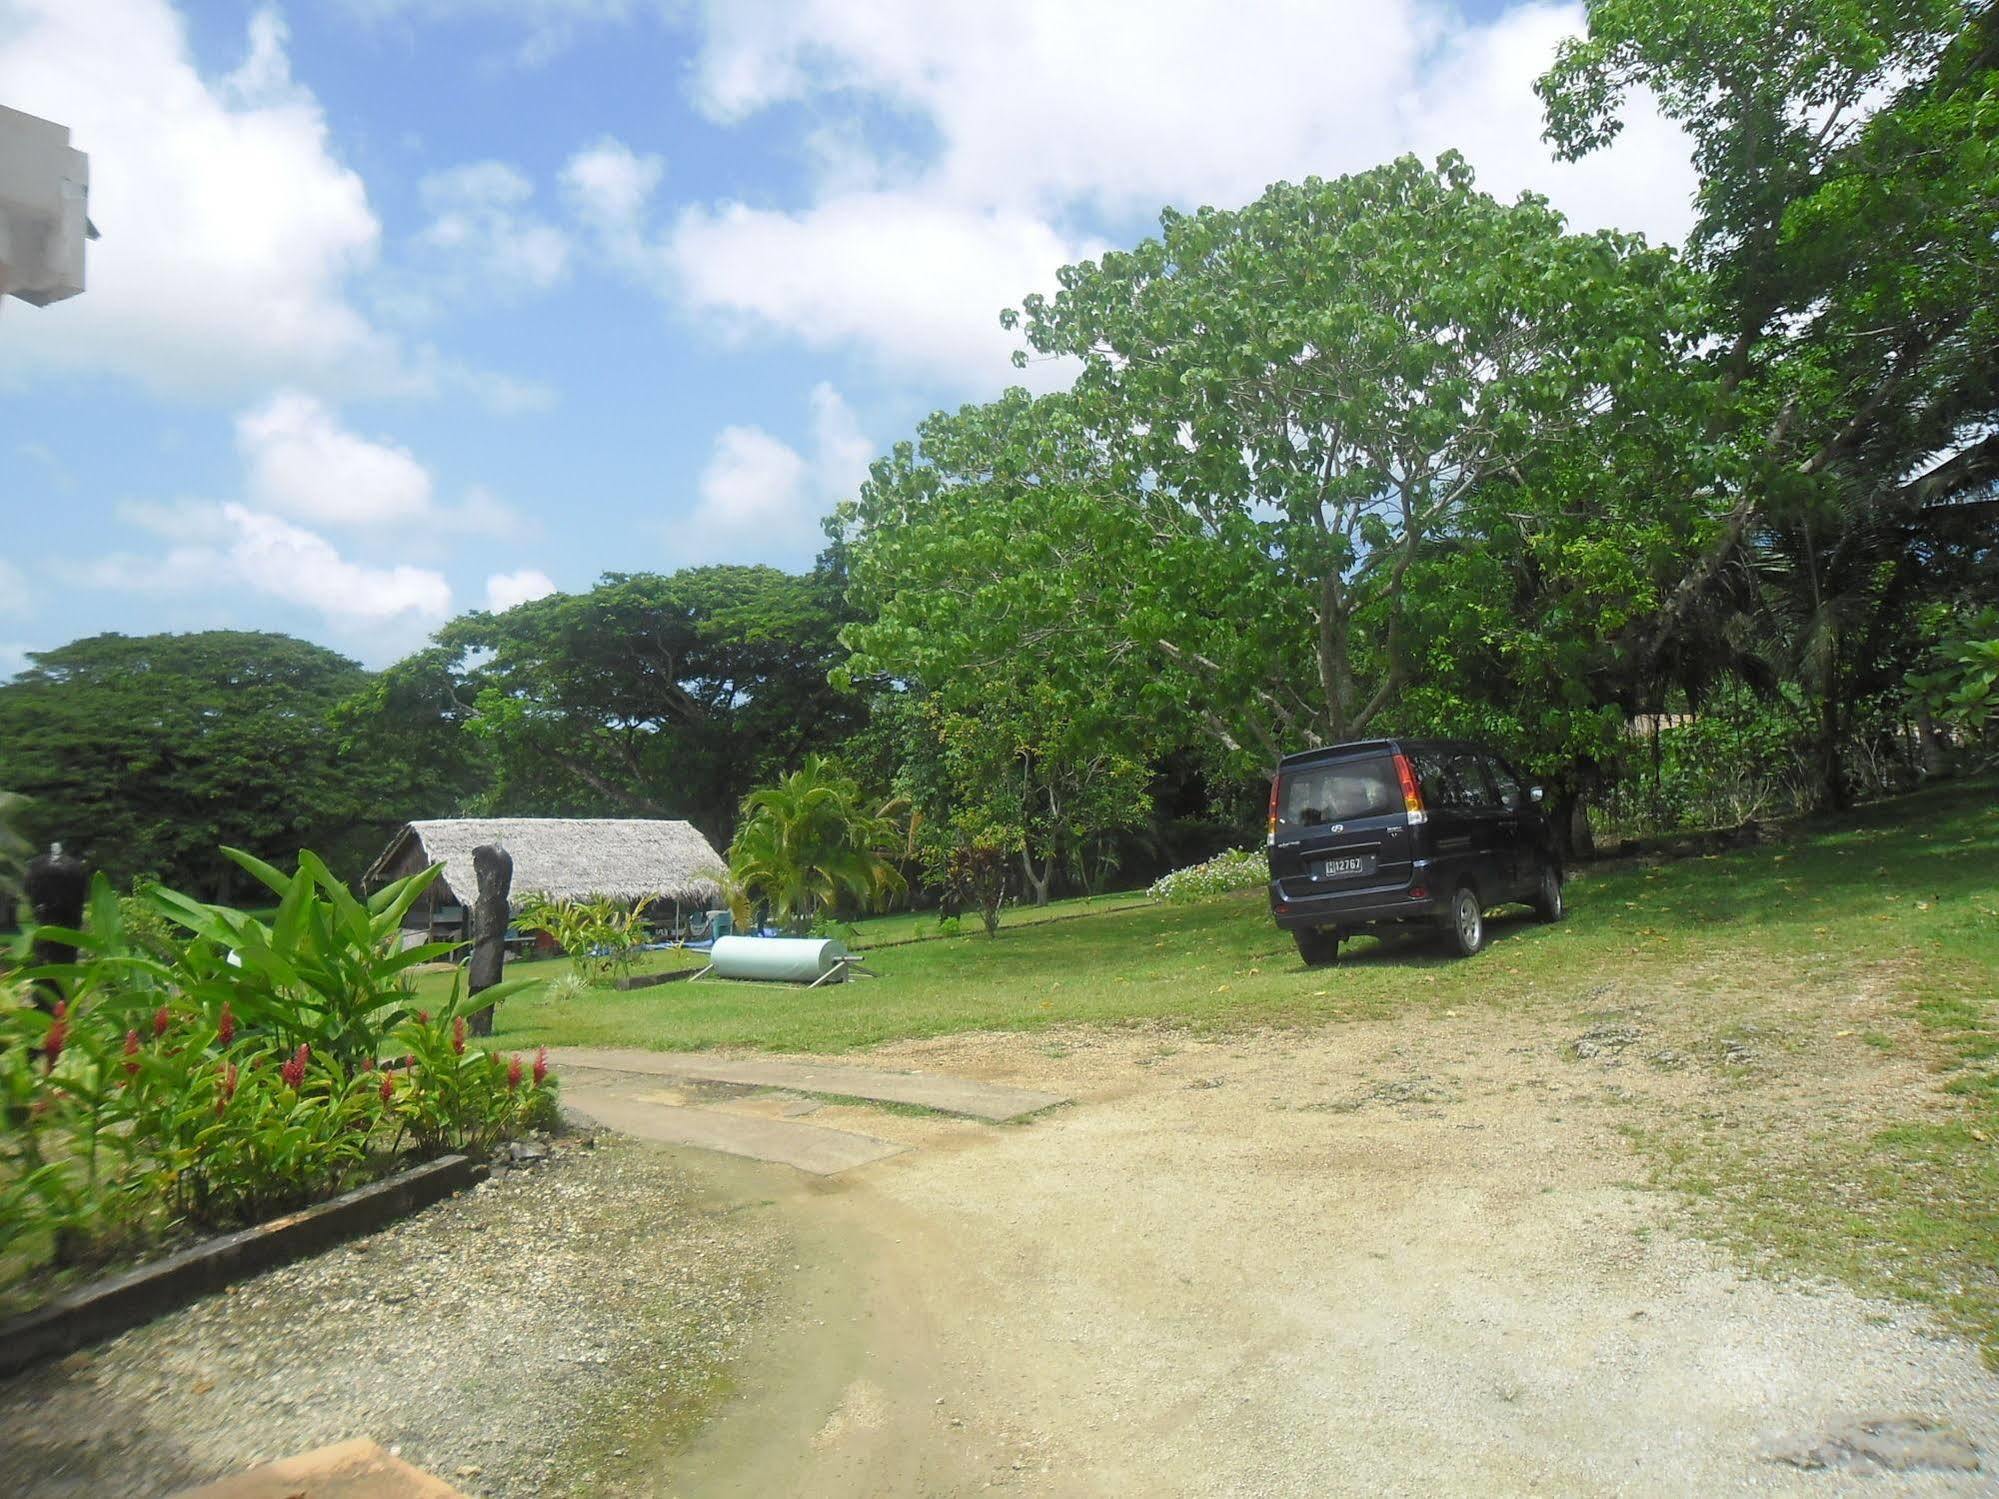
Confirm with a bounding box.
[1293,927,1341,967]
[1532,863,1565,923]
[1442,886,1485,958]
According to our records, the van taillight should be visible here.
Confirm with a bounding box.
[1393,753,1427,825]
[1267,776,1279,846]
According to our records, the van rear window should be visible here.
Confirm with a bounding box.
[1278,758,1400,830]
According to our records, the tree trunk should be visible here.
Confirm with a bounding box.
[1019,848,1053,907]
[467,843,513,1038]
[1816,682,1848,812]
[1915,711,1948,778]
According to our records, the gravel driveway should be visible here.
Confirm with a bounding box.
[0,1133,781,1499]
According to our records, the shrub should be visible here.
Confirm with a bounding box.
[1148,847,1270,903]
[516,892,648,981]
[1,853,556,1289]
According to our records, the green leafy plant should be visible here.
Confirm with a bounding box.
[1,853,555,1298]
[728,757,907,933]
[1910,605,1999,743]
[515,892,649,981]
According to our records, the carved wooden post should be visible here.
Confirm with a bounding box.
[467,842,512,1037]
[24,843,87,1011]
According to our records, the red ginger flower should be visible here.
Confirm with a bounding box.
[379,1073,394,1103]
[452,1015,466,1055]
[417,1009,430,1026]
[217,1002,235,1047]
[123,1028,141,1076]
[216,1060,239,1115]
[506,1054,523,1091]
[532,1046,548,1087]
[280,1042,309,1090]
[45,1001,67,1070]
[361,1055,376,1072]
[153,1004,171,1039]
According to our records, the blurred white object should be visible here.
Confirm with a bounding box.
[0,104,94,307]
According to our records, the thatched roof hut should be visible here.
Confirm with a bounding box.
[365,818,725,914]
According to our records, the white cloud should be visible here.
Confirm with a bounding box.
[224,504,452,622]
[70,503,451,631]
[560,137,667,271]
[667,195,1098,385]
[807,381,874,499]
[1410,3,1694,245]
[237,391,435,529]
[418,160,570,293]
[683,382,872,565]
[485,567,558,612]
[0,2,400,397]
[649,0,1700,385]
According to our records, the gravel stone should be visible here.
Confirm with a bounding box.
[0,1133,780,1499]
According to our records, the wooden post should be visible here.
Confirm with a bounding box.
[24,843,86,1011]
[467,843,512,1037]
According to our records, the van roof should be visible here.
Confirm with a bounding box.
[1275,738,1489,770]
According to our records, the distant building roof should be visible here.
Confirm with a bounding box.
[365,817,725,908]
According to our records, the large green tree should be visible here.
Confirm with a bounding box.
[1540,0,1999,803]
[348,563,863,842]
[0,632,382,898]
[839,390,1172,900]
[995,154,1696,765]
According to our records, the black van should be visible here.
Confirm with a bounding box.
[1267,738,1563,965]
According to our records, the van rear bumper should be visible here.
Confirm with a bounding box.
[1268,881,1447,930]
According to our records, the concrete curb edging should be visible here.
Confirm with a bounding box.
[0,1154,486,1381]
[611,968,697,991]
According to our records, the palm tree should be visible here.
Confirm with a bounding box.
[728,758,907,933]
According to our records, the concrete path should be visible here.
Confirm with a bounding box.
[561,1083,908,1176]
[550,1047,1067,1122]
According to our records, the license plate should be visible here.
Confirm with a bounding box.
[1316,854,1374,880]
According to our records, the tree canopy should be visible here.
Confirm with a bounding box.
[0,632,381,899]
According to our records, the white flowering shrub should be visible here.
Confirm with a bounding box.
[1148,847,1270,903]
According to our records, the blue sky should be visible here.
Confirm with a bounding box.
[0,0,1695,672]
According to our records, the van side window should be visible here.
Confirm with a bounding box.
[1411,750,1474,811]
[1446,751,1500,811]
[1483,755,1525,811]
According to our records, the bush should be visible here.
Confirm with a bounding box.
[0,852,558,1288]
[1148,847,1270,903]
[516,892,648,981]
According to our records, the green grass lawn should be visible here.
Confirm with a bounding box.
[483,775,1999,1356]
[841,890,1153,948]
[408,944,704,1008]
[489,777,1995,1057]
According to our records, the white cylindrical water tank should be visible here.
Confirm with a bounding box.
[709,935,849,983]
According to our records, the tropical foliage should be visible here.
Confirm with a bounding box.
[727,757,906,932]
[0,853,555,1295]
[514,892,650,981]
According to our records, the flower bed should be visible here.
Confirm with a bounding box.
[1147,847,1271,903]
[1,848,556,1312]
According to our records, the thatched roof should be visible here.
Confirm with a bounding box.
[365,818,725,909]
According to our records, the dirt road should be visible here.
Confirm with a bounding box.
[649,1010,1998,1497]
